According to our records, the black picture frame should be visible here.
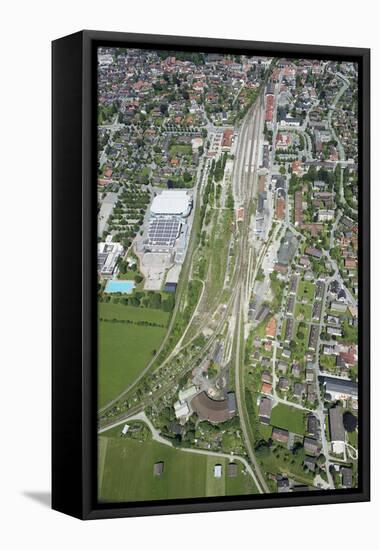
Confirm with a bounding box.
[52,30,370,520]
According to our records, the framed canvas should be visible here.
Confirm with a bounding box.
[52,30,370,520]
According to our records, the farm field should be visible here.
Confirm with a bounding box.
[98,303,169,408]
[270,403,306,434]
[98,432,258,502]
[99,302,169,326]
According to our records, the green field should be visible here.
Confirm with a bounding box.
[98,432,258,502]
[169,144,192,156]
[256,443,314,486]
[320,354,338,373]
[297,280,315,303]
[295,303,312,322]
[270,403,306,434]
[98,303,169,408]
[99,302,169,325]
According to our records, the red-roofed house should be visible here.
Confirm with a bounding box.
[292,160,303,175]
[222,128,234,149]
[237,207,244,222]
[266,317,277,339]
[275,197,285,220]
[261,382,273,394]
[344,258,357,269]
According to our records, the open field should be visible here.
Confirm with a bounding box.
[99,302,169,326]
[169,144,192,156]
[98,303,169,407]
[98,433,258,502]
[295,303,312,322]
[297,280,315,303]
[270,403,306,434]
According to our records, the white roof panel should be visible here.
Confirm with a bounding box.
[151,190,191,216]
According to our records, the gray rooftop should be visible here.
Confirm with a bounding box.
[324,377,358,397]
[329,407,345,442]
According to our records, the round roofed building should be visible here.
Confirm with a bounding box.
[151,190,192,218]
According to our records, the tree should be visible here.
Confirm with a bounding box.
[255,440,270,457]
[292,441,304,457]
[343,411,358,432]
[316,453,326,466]
[162,294,175,312]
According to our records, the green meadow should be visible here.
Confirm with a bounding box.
[98,303,169,408]
[98,431,258,502]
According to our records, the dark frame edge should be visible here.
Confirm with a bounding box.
[359,47,370,502]
[52,30,86,520]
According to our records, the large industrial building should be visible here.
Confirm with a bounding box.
[150,190,192,218]
[136,189,194,290]
[144,190,193,255]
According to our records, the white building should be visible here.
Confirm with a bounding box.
[178,385,198,402]
[98,53,114,66]
[214,464,222,478]
[280,117,301,127]
[122,424,130,435]
[174,385,199,420]
[174,400,190,419]
[327,326,342,337]
[318,209,335,222]
[98,236,124,278]
[151,190,192,218]
[330,301,347,313]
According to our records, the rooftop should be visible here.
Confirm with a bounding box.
[151,190,192,217]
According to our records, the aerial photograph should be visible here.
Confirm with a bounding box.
[97,47,359,502]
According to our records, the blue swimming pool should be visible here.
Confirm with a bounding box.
[104,280,136,294]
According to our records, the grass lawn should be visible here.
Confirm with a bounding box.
[320,354,338,373]
[257,444,314,487]
[270,403,306,434]
[98,434,258,502]
[291,322,310,363]
[348,429,358,449]
[139,166,150,177]
[169,144,192,156]
[295,303,312,322]
[99,302,169,326]
[118,270,139,280]
[98,303,169,408]
[297,280,315,304]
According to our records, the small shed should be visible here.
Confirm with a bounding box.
[214,464,222,478]
[227,463,238,478]
[153,461,164,476]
